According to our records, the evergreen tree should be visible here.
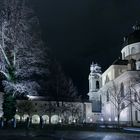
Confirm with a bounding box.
[2,94,16,121]
[48,60,79,100]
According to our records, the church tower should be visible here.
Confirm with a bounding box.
[88,62,102,100]
[88,62,102,112]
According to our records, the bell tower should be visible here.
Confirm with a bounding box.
[88,62,102,100]
[88,62,102,112]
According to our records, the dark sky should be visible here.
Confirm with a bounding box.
[30,0,140,95]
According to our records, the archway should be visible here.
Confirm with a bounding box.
[68,116,73,124]
[51,115,59,124]
[14,114,20,122]
[42,115,49,124]
[68,116,76,124]
[22,114,29,121]
[32,115,40,124]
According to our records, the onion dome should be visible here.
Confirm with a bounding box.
[90,62,102,74]
[123,24,140,47]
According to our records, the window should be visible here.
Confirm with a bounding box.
[120,83,124,97]
[131,47,136,54]
[96,81,100,89]
[89,81,91,91]
[121,103,125,110]
[107,91,109,102]
[123,52,125,59]
[135,110,138,121]
[105,75,110,84]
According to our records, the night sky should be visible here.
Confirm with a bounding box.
[30,0,140,95]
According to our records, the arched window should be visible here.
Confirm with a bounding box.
[121,103,125,110]
[123,52,125,59]
[96,81,99,89]
[131,47,136,54]
[105,75,110,84]
[120,83,124,97]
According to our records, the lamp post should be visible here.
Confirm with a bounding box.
[130,85,133,127]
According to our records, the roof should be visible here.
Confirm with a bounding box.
[123,24,140,47]
[26,95,84,102]
[112,59,128,65]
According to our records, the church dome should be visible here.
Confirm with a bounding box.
[121,23,140,60]
[123,24,140,47]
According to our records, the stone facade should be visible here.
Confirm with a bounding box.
[15,98,94,124]
[88,24,140,126]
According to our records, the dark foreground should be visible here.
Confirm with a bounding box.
[0,129,140,140]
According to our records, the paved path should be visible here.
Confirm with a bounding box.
[0,130,139,140]
[123,127,140,132]
[53,131,140,140]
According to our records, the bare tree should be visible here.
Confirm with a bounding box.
[106,81,130,128]
[38,101,56,124]
[128,82,140,111]
[17,100,35,127]
[17,100,35,117]
[0,0,49,96]
[58,102,82,124]
[70,103,83,123]
[133,91,140,111]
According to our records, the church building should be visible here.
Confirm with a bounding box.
[0,24,140,127]
[12,24,140,126]
[88,24,140,126]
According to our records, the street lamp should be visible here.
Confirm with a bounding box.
[101,118,104,122]
[90,118,93,122]
[115,117,117,121]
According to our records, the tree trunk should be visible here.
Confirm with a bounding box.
[130,102,133,127]
[117,114,120,129]
[49,112,51,124]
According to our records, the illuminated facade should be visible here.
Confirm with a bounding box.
[88,24,140,126]
[0,25,140,126]
[15,99,86,124]
[13,24,140,126]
